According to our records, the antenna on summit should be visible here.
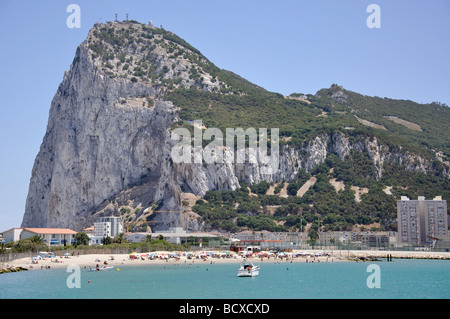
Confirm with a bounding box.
[126,13,128,21]
[115,13,118,22]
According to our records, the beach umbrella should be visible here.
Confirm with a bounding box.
[64,253,70,256]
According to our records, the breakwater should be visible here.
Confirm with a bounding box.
[0,262,28,274]
[332,250,450,261]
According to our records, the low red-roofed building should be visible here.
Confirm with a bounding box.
[20,228,77,246]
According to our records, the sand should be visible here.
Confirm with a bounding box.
[8,250,342,270]
[7,249,450,271]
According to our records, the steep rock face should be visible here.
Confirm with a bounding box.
[22,21,446,232]
[23,40,177,229]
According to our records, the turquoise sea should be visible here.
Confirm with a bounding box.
[0,259,449,299]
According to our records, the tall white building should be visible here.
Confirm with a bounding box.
[397,196,448,246]
[94,216,123,238]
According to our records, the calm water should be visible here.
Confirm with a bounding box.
[0,259,449,299]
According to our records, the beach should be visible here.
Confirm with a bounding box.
[6,250,340,271]
[6,249,450,271]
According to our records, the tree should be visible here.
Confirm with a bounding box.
[251,180,270,195]
[28,235,44,244]
[287,182,300,196]
[307,229,319,247]
[113,233,127,244]
[103,236,113,245]
[74,232,89,246]
[10,236,46,253]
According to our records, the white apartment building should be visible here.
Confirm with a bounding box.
[93,216,123,238]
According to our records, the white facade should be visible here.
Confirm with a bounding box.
[88,236,105,245]
[126,228,218,245]
[1,228,77,246]
[93,216,123,238]
[1,228,23,243]
[94,222,112,237]
[20,228,77,246]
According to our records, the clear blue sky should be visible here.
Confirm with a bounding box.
[0,0,449,231]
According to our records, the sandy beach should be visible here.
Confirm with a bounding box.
[7,250,340,271]
[4,249,450,272]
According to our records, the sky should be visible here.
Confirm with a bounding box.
[0,0,449,231]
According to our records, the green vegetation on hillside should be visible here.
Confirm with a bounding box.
[314,85,450,157]
[89,21,450,233]
[192,152,450,233]
[88,21,450,162]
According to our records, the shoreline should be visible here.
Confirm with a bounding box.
[5,249,450,271]
[6,255,338,271]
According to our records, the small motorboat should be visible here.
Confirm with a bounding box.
[237,261,260,277]
[88,266,113,271]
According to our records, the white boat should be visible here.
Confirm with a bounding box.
[237,261,260,277]
[88,266,113,271]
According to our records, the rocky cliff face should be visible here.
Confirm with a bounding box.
[21,21,446,231]
[22,21,227,230]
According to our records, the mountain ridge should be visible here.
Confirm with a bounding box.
[21,20,449,233]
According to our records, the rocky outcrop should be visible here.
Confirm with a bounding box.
[23,33,177,230]
[0,263,28,274]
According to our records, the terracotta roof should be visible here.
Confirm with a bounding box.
[23,228,77,235]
